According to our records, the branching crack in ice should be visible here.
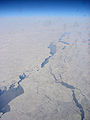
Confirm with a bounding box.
[58,32,70,45]
[50,68,85,120]
[72,90,85,120]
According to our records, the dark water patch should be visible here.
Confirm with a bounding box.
[0,73,25,117]
[9,83,15,89]
[0,104,10,118]
[0,84,24,117]
[18,73,26,84]
[60,81,75,89]
[72,90,85,120]
[41,56,51,68]
[62,46,66,50]
[48,43,56,56]
[41,42,56,68]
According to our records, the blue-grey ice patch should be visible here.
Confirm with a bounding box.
[0,87,7,96]
[88,39,90,41]
[41,56,51,68]
[48,42,56,56]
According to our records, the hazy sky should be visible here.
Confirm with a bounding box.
[0,0,90,16]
